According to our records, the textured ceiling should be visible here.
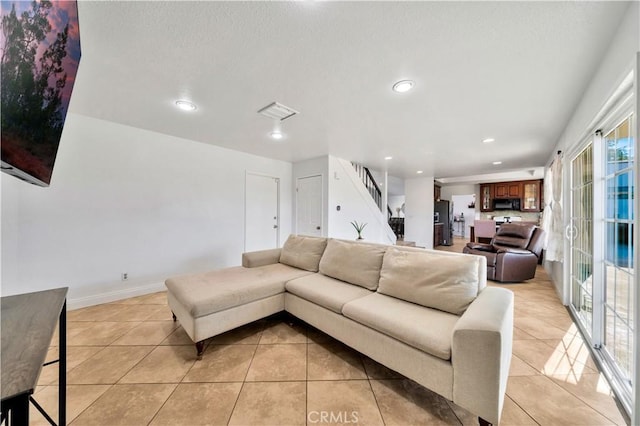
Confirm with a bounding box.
[69,1,630,180]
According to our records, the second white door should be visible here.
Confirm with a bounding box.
[245,173,279,252]
[296,175,323,236]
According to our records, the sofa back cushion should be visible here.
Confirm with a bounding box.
[319,239,386,290]
[279,235,328,272]
[377,248,482,315]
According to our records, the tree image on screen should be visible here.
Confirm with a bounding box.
[1,0,81,186]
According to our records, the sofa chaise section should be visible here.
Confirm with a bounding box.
[165,263,314,357]
[166,235,328,358]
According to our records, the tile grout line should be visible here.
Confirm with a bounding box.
[364,362,388,426]
[504,394,541,425]
[225,323,265,425]
[65,383,117,424]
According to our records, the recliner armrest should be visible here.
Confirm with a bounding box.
[242,248,282,268]
[496,247,534,255]
[465,242,494,251]
[452,287,514,425]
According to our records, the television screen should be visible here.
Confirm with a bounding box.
[1,0,81,186]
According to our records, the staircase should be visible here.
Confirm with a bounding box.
[351,163,403,240]
[351,163,393,220]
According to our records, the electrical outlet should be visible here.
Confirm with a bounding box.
[121,272,128,281]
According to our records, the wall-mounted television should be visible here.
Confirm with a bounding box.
[1,0,81,186]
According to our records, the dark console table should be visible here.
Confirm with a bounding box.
[1,287,68,426]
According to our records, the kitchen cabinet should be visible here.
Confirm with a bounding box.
[480,179,543,212]
[480,184,493,212]
[494,182,521,198]
[434,223,444,247]
[434,184,441,201]
[521,180,542,212]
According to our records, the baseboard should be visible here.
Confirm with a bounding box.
[67,281,166,310]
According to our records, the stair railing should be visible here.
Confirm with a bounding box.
[351,162,393,220]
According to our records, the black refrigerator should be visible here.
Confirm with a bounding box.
[434,200,453,246]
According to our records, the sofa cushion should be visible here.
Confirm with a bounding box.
[318,239,386,290]
[165,264,313,318]
[342,293,459,360]
[377,248,481,315]
[279,235,328,272]
[285,273,373,314]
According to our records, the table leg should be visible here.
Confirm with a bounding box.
[7,393,29,426]
[59,300,67,426]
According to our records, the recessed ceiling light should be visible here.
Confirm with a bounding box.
[416,170,423,174]
[493,161,502,165]
[175,100,197,111]
[392,80,415,93]
[482,138,495,143]
[384,156,393,160]
[270,131,284,140]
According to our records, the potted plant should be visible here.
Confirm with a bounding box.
[350,220,367,240]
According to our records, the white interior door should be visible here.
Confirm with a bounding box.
[245,173,279,252]
[296,175,323,236]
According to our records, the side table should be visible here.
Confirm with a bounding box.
[1,287,68,426]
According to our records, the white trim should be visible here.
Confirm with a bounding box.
[632,52,640,426]
[67,281,166,310]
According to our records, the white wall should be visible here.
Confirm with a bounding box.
[388,195,405,218]
[440,184,477,203]
[369,169,405,197]
[404,177,435,248]
[1,114,293,307]
[326,157,395,244]
[292,156,329,237]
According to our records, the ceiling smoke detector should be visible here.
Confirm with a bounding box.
[258,102,299,121]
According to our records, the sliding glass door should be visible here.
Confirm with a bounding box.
[569,112,635,411]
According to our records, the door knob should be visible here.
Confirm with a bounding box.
[273,225,278,229]
[316,226,321,230]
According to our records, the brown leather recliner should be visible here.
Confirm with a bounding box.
[463,223,546,283]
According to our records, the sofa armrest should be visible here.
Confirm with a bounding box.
[452,287,514,425]
[242,248,282,268]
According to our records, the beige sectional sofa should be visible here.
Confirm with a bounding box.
[165,235,514,425]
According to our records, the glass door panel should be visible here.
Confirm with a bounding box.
[602,115,635,390]
[570,144,594,334]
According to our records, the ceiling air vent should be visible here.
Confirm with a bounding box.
[257,102,299,121]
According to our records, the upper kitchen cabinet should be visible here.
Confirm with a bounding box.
[434,184,441,201]
[479,179,543,212]
[480,184,493,212]
[521,180,542,212]
[494,182,521,198]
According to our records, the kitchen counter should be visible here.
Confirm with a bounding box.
[469,222,539,243]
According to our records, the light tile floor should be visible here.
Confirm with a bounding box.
[31,237,627,425]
